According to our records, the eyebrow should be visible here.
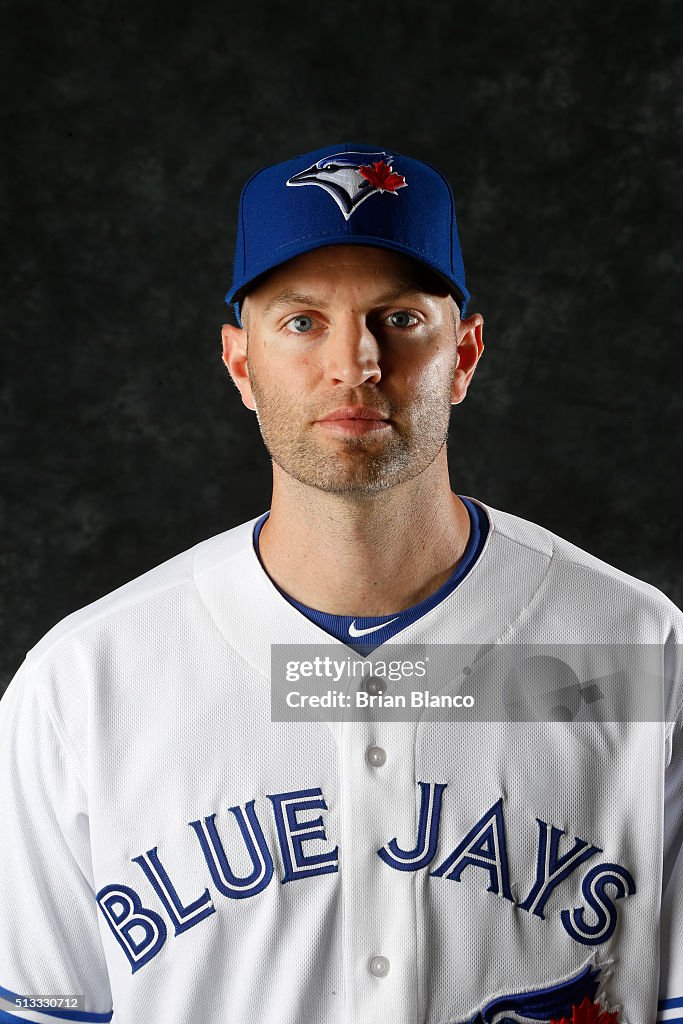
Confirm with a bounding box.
[261,283,432,316]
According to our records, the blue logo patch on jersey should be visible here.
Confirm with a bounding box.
[452,962,609,1024]
[286,150,408,220]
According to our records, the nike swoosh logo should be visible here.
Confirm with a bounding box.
[348,617,400,638]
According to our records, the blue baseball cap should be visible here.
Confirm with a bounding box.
[226,143,470,325]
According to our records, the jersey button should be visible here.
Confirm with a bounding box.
[364,676,386,696]
[366,746,387,767]
[369,955,390,978]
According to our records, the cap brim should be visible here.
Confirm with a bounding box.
[226,236,469,316]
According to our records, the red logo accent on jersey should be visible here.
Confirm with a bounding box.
[359,161,407,193]
[551,997,619,1024]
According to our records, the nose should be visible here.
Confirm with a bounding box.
[323,315,382,387]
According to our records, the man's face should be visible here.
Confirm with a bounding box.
[224,245,481,497]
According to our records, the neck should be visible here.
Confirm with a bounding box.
[256,450,471,616]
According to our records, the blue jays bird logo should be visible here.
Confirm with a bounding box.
[286,150,408,220]
[451,962,620,1024]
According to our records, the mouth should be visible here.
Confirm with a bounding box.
[314,406,392,436]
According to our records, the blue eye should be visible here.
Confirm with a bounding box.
[288,315,315,333]
[386,311,418,328]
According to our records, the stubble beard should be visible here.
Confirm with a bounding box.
[247,361,456,497]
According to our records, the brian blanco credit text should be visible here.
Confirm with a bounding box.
[285,690,475,709]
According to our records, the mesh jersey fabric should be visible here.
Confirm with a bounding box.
[0,498,681,1024]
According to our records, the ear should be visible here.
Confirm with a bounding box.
[221,323,257,412]
[451,312,484,405]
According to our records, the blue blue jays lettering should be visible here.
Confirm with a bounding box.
[96,782,636,974]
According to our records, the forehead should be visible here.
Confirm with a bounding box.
[246,244,450,304]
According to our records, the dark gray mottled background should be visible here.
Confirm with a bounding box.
[2,1,682,694]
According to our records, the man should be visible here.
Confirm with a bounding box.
[0,144,681,1024]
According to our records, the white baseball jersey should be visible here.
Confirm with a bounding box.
[1,499,681,1024]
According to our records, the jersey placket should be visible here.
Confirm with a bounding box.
[340,716,420,1024]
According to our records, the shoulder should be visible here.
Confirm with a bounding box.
[1,516,263,778]
[474,498,683,730]
[26,515,261,670]
[474,498,682,638]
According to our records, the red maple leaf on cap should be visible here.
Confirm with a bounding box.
[359,160,407,193]
[551,997,620,1024]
